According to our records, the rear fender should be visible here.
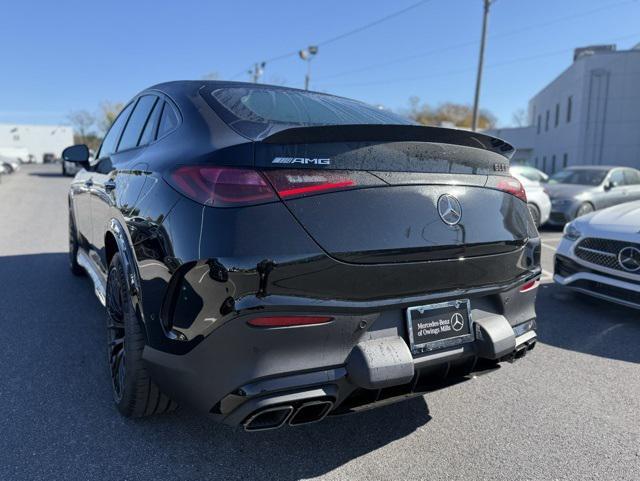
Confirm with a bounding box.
[108,218,146,326]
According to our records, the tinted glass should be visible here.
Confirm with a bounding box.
[118,95,157,151]
[157,102,178,138]
[98,103,134,159]
[623,169,640,185]
[549,169,608,186]
[609,170,626,187]
[139,98,162,146]
[209,87,413,139]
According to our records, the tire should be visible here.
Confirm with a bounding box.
[106,253,177,417]
[527,203,541,228]
[68,211,85,276]
[575,202,594,218]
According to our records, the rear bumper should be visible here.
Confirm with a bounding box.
[142,278,539,429]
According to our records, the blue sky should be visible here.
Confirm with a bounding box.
[2,0,639,127]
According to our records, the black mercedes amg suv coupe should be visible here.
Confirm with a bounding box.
[63,81,540,430]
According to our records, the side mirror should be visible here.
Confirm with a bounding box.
[603,181,612,191]
[62,144,90,163]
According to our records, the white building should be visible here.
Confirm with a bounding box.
[0,123,74,163]
[487,43,640,174]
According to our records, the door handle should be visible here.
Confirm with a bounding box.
[104,180,116,191]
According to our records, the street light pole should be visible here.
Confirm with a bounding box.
[471,0,492,132]
[299,46,318,90]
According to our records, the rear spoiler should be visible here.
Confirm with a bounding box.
[262,124,515,161]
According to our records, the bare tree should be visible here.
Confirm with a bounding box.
[66,110,95,143]
[511,108,528,127]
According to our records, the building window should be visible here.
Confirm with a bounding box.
[555,103,560,127]
[537,115,541,134]
[13,135,20,141]
[563,153,568,168]
[542,156,547,172]
[552,154,556,173]
[545,110,549,131]
[566,96,572,123]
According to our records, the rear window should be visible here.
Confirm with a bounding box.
[208,87,413,139]
[549,169,608,186]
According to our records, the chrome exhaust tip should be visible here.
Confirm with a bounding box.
[243,405,294,432]
[514,345,528,359]
[289,400,334,426]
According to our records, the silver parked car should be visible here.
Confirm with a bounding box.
[555,200,640,309]
[545,166,640,225]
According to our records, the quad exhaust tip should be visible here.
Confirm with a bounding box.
[243,399,334,431]
[243,405,294,432]
[289,400,333,426]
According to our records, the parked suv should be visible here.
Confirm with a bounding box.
[63,81,540,430]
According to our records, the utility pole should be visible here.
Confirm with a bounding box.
[471,0,493,132]
[250,62,266,83]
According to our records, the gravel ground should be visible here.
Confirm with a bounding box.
[0,164,638,481]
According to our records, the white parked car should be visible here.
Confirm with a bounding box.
[511,165,549,184]
[554,200,640,309]
[512,173,551,227]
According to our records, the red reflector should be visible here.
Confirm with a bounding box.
[247,316,333,327]
[263,170,383,199]
[488,176,527,202]
[167,166,277,207]
[519,279,539,292]
[278,180,355,198]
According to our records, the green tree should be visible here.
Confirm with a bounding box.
[97,101,124,135]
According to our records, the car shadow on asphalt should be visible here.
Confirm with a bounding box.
[535,282,640,364]
[0,252,432,480]
[28,172,66,178]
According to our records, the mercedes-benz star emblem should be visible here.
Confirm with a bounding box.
[438,194,462,226]
[451,312,465,332]
[618,246,640,272]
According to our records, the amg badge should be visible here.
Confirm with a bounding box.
[272,157,331,165]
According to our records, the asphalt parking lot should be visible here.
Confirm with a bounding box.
[0,164,638,481]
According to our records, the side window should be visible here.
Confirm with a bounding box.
[117,95,157,152]
[623,169,640,185]
[609,170,625,187]
[157,102,179,138]
[138,98,163,146]
[96,102,134,160]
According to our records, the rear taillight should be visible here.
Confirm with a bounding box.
[263,170,383,199]
[519,279,539,292]
[247,316,333,327]
[168,166,277,207]
[487,176,527,202]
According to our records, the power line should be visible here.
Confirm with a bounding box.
[314,31,640,89]
[317,0,433,47]
[227,0,434,80]
[315,0,638,81]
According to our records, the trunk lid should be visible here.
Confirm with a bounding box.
[257,127,535,265]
